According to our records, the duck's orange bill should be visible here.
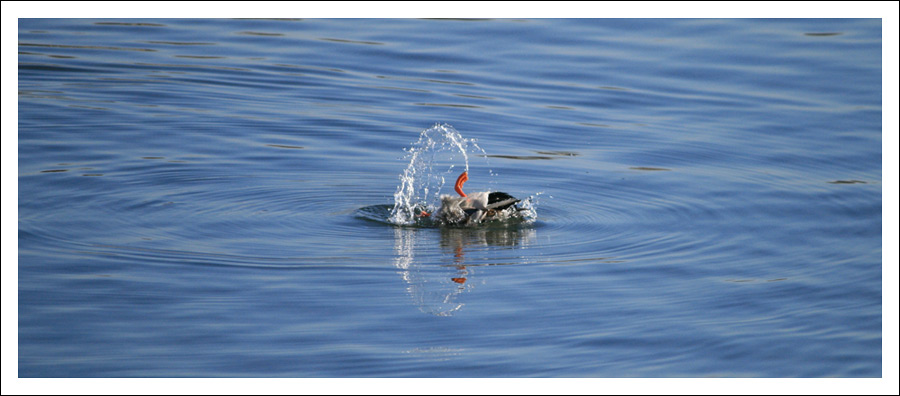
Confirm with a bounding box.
[454,171,468,197]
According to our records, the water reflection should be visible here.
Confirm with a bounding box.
[393,225,536,316]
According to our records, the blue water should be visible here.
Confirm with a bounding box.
[16,18,883,377]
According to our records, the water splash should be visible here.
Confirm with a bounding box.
[383,123,539,227]
[514,192,542,224]
[388,123,487,225]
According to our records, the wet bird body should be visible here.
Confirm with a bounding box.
[433,172,521,225]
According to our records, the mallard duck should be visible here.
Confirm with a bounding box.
[426,171,521,225]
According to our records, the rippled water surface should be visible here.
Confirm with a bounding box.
[16,18,884,378]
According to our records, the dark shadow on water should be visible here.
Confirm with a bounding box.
[804,32,843,36]
[94,22,167,27]
[481,154,556,161]
[827,179,866,184]
[319,37,385,46]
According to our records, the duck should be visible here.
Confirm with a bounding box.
[425,171,522,225]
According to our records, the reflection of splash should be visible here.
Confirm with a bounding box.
[393,225,536,316]
[393,227,469,316]
[401,346,465,362]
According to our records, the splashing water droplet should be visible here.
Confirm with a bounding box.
[515,192,546,224]
[388,123,487,225]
